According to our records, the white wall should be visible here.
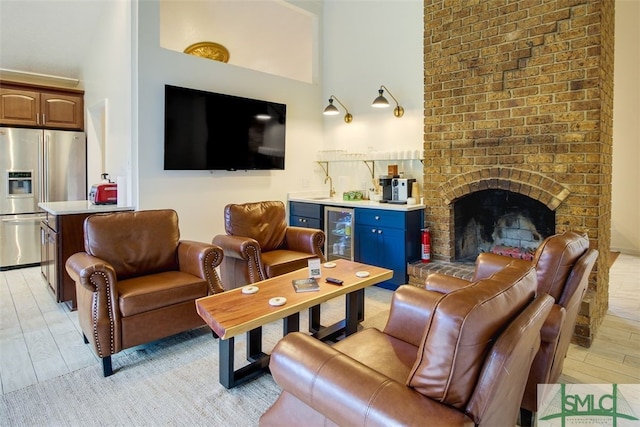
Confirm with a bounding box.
[135,0,325,242]
[80,0,133,206]
[322,0,424,194]
[612,0,640,255]
[159,1,315,83]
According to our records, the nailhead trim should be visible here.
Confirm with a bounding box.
[204,248,224,294]
[89,271,115,357]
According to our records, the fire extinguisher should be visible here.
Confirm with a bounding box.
[421,228,431,263]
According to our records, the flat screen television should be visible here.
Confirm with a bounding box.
[164,84,286,171]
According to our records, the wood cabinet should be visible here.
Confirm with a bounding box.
[0,81,84,130]
[40,212,91,310]
[354,208,423,290]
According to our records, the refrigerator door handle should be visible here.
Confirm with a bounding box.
[38,133,44,203]
[43,133,49,202]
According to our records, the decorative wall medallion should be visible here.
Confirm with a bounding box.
[183,42,230,63]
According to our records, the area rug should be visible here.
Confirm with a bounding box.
[0,327,281,426]
[1,290,392,426]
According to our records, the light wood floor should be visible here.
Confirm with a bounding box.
[1,254,638,395]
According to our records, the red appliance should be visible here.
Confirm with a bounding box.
[89,173,117,205]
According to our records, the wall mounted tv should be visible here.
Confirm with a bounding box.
[164,84,286,171]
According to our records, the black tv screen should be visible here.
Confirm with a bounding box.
[164,85,286,170]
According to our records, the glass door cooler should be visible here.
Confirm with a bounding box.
[324,206,354,261]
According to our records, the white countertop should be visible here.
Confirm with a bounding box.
[38,201,134,215]
[288,192,424,212]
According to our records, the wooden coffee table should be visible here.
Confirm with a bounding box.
[195,259,393,389]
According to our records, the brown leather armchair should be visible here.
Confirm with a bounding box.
[260,261,554,427]
[425,231,598,425]
[65,209,224,377]
[212,201,325,289]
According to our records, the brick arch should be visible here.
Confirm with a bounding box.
[438,167,571,210]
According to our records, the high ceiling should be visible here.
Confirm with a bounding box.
[0,0,106,82]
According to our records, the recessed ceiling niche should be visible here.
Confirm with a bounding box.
[159,0,316,83]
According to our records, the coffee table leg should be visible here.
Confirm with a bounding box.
[247,327,263,361]
[345,289,364,336]
[219,337,234,389]
[284,312,300,335]
[309,305,321,333]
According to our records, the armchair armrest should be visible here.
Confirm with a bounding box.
[65,252,122,356]
[473,253,530,281]
[213,234,264,286]
[266,332,473,427]
[283,226,326,261]
[178,240,225,294]
[522,303,566,411]
[382,285,442,347]
[212,234,261,260]
[541,303,566,344]
[66,252,118,295]
[425,273,472,293]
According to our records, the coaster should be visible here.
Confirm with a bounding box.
[323,262,337,268]
[269,297,287,306]
[241,285,259,294]
[355,271,370,278]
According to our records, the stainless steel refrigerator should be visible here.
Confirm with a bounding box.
[0,127,86,270]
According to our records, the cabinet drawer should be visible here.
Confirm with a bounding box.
[355,209,406,228]
[291,215,321,229]
[290,202,323,219]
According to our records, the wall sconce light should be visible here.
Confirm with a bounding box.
[323,95,353,123]
[372,85,404,118]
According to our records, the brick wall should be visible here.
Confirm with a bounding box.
[422,0,614,347]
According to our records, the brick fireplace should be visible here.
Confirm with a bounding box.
[414,0,614,347]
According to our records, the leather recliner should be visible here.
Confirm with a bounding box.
[65,209,225,377]
[425,230,598,425]
[212,201,325,289]
[260,261,554,427]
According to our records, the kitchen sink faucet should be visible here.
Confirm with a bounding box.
[324,175,336,198]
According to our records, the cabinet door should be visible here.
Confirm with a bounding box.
[0,88,40,126]
[41,92,84,130]
[376,226,405,283]
[355,224,381,265]
[355,224,404,288]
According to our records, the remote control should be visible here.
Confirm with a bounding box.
[326,277,343,285]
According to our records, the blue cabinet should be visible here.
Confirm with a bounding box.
[289,201,323,230]
[354,208,423,290]
[289,201,423,291]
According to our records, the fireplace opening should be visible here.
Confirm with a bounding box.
[454,189,555,262]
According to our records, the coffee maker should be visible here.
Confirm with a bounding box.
[391,178,416,202]
[379,175,394,201]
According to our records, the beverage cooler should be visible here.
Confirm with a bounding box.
[324,206,354,261]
